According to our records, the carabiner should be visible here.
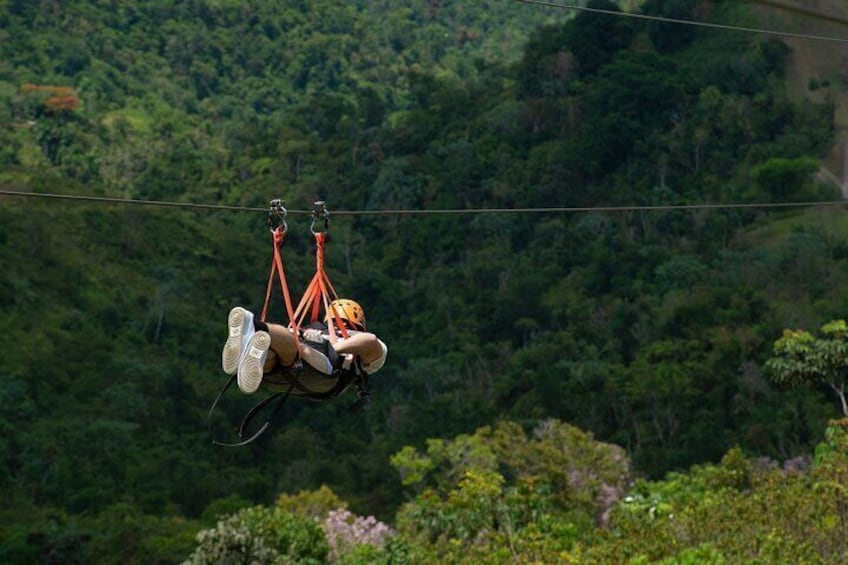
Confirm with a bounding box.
[310,200,330,235]
[268,199,288,234]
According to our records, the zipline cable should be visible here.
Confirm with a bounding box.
[0,189,268,213]
[1,189,846,215]
[515,0,848,44]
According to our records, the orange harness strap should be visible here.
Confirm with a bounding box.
[259,225,303,357]
[260,201,349,348]
[290,232,349,342]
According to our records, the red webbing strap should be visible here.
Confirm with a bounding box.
[261,227,296,326]
[291,276,319,330]
[290,232,349,340]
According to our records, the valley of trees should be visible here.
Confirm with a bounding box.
[2,0,848,562]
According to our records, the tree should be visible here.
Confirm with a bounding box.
[641,0,697,53]
[584,443,847,563]
[565,0,635,78]
[749,156,819,202]
[183,505,328,564]
[391,419,631,563]
[766,320,848,417]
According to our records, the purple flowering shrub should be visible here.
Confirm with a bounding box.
[322,508,395,563]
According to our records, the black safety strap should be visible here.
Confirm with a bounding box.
[207,370,293,447]
[208,383,294,448]
[348,358,371,413]
[208,357,371,447]
[232,384,293,447]
[207,373,237,441]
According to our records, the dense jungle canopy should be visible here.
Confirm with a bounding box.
[3,0,848,562]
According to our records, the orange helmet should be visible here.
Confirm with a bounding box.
[325,298,366,330]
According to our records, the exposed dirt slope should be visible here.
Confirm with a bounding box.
[748,0,848,194]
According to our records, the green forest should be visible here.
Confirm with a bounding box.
[3,0,848,562]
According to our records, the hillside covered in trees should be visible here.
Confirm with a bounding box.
[3,0,848,562]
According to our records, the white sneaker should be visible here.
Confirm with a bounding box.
[222,307,255,375]
[238,330,270,394]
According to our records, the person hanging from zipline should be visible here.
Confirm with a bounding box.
[209,200,387,446]
[221,297,387,394]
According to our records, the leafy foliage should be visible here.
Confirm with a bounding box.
[184,505,327,565]
[390,420,629,563]
[181,419,848,563]
[767,320,848,416]
[580,422,848,563]
[276,484,348,521]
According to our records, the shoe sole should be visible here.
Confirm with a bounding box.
[222,307,252,375]
[238,331,270,394]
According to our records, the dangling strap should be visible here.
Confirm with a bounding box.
[211,384,294,447]
[207,373,237,443]
[235,384,293,446]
